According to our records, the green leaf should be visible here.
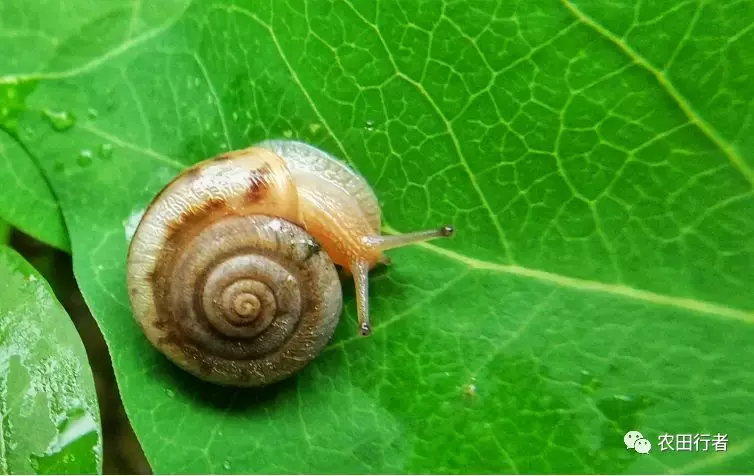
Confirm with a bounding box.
[0,245,102,474]
[0,220,9,245]
[4,0,754,473]
[0,94,70,252]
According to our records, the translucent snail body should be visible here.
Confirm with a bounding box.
[126,140,454,387]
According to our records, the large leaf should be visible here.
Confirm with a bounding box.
[3,0,754,473]
[0,246,102,474]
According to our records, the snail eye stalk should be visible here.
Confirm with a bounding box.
[351,259,371,336]
[355,225,455,336]
[365,225,455,251]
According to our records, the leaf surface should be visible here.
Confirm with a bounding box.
[4,0,754,473]
[0,246,102,474]
[0,119,69,252]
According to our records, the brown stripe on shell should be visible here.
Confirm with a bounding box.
[246,165,272,203]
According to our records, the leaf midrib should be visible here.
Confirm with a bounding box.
[388,225,754,323]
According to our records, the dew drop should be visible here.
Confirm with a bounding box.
[308,123,322,134]
[43,109,76,132]
[77,149,93,167]
[222,461,231,470]
[166,389,175,398]
[99,143,114,159]
[124,208,145,242]
[87,108,98,119]
[364,119,375,131]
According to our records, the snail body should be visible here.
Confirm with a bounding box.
[127,140,454,387]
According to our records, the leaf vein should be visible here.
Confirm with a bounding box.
[324,270,471,351]
[0,6,188,84]
[341,0,514,261]
[216,4,353,171]
[192,52,232,150]
[560,0,754,186]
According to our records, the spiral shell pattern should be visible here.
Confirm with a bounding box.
[127,148,343,387]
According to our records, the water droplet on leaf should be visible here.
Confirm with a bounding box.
[166,389,175,398]
[222,461,231,470]
[43,109,76,132]
[99,143,113,159]
[77,150,93,167]
[124,208,146,242]
[364,120,375,131]
[87,108,98,119]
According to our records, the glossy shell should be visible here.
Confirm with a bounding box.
[126,147,343,387]
[256,140,381,232]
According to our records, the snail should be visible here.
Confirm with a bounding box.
[126,140,454,387]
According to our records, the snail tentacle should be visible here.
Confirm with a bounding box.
[351,259,371,336]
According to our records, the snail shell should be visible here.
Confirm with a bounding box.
[127,141,453,387]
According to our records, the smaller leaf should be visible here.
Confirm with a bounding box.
[0,101,70,253]
[0,245,101,474]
